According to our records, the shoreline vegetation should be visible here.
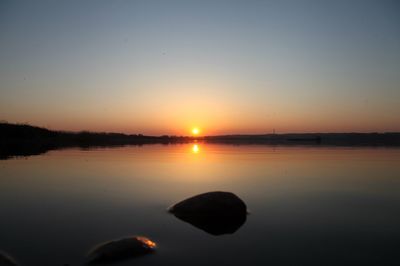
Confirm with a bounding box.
[1,122,400,159]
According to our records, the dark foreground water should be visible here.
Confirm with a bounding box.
[0,144,399,266]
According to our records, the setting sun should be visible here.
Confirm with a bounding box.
[192,127,200,135]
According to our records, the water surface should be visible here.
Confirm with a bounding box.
[1,144,399,265]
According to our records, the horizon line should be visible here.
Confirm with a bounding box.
[1,121,399,137]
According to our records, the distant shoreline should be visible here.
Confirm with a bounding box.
[1,122,400,159]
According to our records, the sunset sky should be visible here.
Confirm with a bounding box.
[1,0,399,135]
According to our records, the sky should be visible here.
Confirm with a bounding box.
[0,0,399,135]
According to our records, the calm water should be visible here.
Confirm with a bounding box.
[1,144,400,265]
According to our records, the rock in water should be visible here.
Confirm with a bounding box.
[169,191,247,235]
[0,251,17,266]
[169,191,247,216]
[87,236,156,264]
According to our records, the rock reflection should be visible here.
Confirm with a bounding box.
[172,212,247,235]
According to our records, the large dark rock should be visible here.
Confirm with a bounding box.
[169,191,247,235]
[0,251,17,266]
[87,236,156,264]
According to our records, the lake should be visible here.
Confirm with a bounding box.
[1,144,399,265]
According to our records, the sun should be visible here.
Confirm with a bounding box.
[192,127,200,135]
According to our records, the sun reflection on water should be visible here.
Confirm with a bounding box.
[192,144,200,154]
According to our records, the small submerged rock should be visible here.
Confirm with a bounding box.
[87,236,156,264]
[0,251,17,266]
[169,191,248,235]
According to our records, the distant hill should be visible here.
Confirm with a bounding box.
[203,132,400,145]
[0,122,190,159]
[0,122,187,143]
[1,122,400,159]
